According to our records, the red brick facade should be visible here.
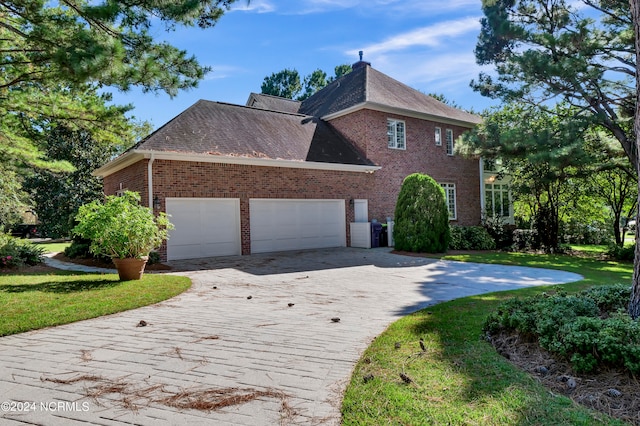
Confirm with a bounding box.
[329,109,481,225]
[102,108,481,258]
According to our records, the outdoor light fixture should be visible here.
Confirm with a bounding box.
[153,195,161,210]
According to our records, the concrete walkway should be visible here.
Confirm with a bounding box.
[1,248,582,425]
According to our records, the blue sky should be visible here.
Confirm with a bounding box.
[109,0,498,130]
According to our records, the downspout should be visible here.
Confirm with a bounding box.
[148,153,155,209]
[479,157,485,222]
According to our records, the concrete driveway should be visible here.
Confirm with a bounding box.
[0,248,581,425]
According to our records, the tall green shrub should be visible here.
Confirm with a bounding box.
[393,173,450,253]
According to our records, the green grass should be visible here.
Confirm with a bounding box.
[33,240,71,254]
[342,250,632,425]
[0,271,191,336]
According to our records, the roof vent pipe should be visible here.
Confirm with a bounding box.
[352,50,371,70]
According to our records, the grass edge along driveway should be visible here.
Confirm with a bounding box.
[342,251,632,426]
[0,271,191,337]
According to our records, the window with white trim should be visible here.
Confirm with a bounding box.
[485,183,511,218]
[445,129,454,155]
[387,119,406,149]
[440,183,457,220]
[435,127,442,146]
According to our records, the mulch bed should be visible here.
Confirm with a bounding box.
[490,331,640,425]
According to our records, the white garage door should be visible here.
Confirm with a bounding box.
[166,198,241,260]
[250,199,346,254]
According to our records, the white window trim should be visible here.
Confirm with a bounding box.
[435,127,442,146]
[445,129,454,156]
[387,119,406,150]
[440,183,457,221]
[485,183,511,218]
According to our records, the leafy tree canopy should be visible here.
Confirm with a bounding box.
[473,0,636,169]
[261,64,353,100]
[1,0,240,171]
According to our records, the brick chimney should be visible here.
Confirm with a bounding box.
[352,50,371,70]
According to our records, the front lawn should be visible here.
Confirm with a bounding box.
[0,271,191,336]
[342,251,632,425]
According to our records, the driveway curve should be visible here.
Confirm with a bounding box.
[0,248,581,425]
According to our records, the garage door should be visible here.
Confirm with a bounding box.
[250,199,346,254]
[166,198,241,260]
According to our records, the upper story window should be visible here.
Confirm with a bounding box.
[445,129,454,155]
[387,119,406,150]
[435,127,442,146]
[440,183,457,220]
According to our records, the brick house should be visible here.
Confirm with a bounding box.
[94,60,483,261]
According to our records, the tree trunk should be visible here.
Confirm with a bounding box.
[629,0,640,319]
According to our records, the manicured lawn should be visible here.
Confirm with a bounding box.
[342,251,631,425]
[34,240,71,254]
[0,271,191,336]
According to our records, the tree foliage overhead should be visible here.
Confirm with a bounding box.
[459,103,607,251]
[473,0,636,169]
[261,64,353,101]
[1,0,240,171]
[393,173,450,253]
[1,0,239,95]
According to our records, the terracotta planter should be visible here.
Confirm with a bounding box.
[113,257,148,281]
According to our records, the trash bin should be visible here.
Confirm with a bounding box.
[371,222,382,248]
[380,224,388,247]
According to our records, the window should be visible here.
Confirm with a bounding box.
[485,183,510,218]
[440,183,456,220]
[435,127,442,146]
[445,129,454,155]
[387,119,406,149]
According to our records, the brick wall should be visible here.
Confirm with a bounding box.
[103,160,148,204]
[330,109,481,225]
[108,160,375,256]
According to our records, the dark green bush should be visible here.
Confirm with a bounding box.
[148,251,161,265]
[607,243,634,261]
[64,238,111,263]
[393,173,450,253]
[449,226,496,250]
[483,285,640,374]
[0,232,44,267]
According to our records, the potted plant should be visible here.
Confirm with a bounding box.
[73,191,173,280]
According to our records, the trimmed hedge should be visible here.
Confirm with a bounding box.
[393,173,450,253]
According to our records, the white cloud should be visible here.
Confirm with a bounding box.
[203,65,245,80]
[233,0,481,15]
[231,0,276,13]
[348,17,481,56]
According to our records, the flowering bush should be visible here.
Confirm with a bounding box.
[0,231,44,268]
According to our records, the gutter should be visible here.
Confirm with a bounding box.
[93,150,381,178]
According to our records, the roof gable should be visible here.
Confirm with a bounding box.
[299,64,481,126]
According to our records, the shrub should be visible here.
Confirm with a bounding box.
[0,231,44,267]
[449,226,496,250]
[607,243,635,261]
[393,173,450,253]
[482,215,514,250]
[483,285,640,374]
[64,237,111,263]
[73,191,173,259]
[511,229,538,251]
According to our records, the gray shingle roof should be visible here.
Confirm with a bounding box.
[246,93,301,114]
[133,100,373,165]
[299,64,481,125]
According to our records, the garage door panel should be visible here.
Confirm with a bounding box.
[250,199,346,254]
[166,198,240,260]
